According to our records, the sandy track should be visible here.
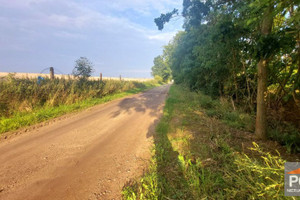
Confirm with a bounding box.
[0,85,170,200]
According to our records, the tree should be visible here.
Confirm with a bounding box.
[154,0,300,140]
[72,57,94,79]
[254,2,274,139]
[154,9,178,30]
[151,55,172,83]
[151,38,179,83]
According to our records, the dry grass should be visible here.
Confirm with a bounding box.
[0,74,159,133]
[0,72,153,82]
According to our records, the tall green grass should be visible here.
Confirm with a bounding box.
[122,84,295,200]
[0,74,159,133]
[197,94,254,131]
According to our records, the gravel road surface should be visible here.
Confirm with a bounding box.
[0,85,170,200]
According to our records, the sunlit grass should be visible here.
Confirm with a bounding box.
[122,84,293,200]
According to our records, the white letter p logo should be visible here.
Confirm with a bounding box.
[290,175,299,187]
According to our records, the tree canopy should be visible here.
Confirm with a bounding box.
[72,57,94,79]
[155,0,300,139]
[151,41,176,83]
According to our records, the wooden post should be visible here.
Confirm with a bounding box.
[119,75,122,81]
[100,73,102,82]
[50,67,54,80]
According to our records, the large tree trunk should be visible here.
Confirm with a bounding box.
[255,4,274,139]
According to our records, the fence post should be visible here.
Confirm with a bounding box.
[119,75,122,81]
[100,73,102,82]
[50,67,54,80]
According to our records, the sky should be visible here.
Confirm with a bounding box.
[0,0,183,78]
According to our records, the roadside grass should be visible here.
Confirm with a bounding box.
[198,94,254,132]
[122,84,299,200]
[0,82,158,134]
[187,87,300,152]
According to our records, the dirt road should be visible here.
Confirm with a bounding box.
[0,85,170,200]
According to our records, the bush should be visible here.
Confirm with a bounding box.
[0,75,152,118]
[154,75,164,84]
[268,123,300,153]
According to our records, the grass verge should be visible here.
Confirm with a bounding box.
[122,84,299,200]
[0,84,157,134]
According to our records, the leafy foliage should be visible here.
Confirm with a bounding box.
[151,39,178,83]
[153,0,300,143]
[72,57,94,79]
[154,9,178,30]
[151,56,172,83]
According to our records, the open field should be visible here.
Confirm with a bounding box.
[0,72,153,82]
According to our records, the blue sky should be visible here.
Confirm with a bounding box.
[0,0,183,78]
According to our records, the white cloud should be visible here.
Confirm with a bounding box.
[147,32,177,42]
[0,0,183,77]
[80,0,181,17]
[0,0,181,36]
[0,0,41,8]
[53,31,86,39]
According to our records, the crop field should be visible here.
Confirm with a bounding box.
[0,73,159,133]
[0,72,153,82]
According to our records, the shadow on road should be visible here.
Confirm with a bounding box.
[110,85,170,119]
